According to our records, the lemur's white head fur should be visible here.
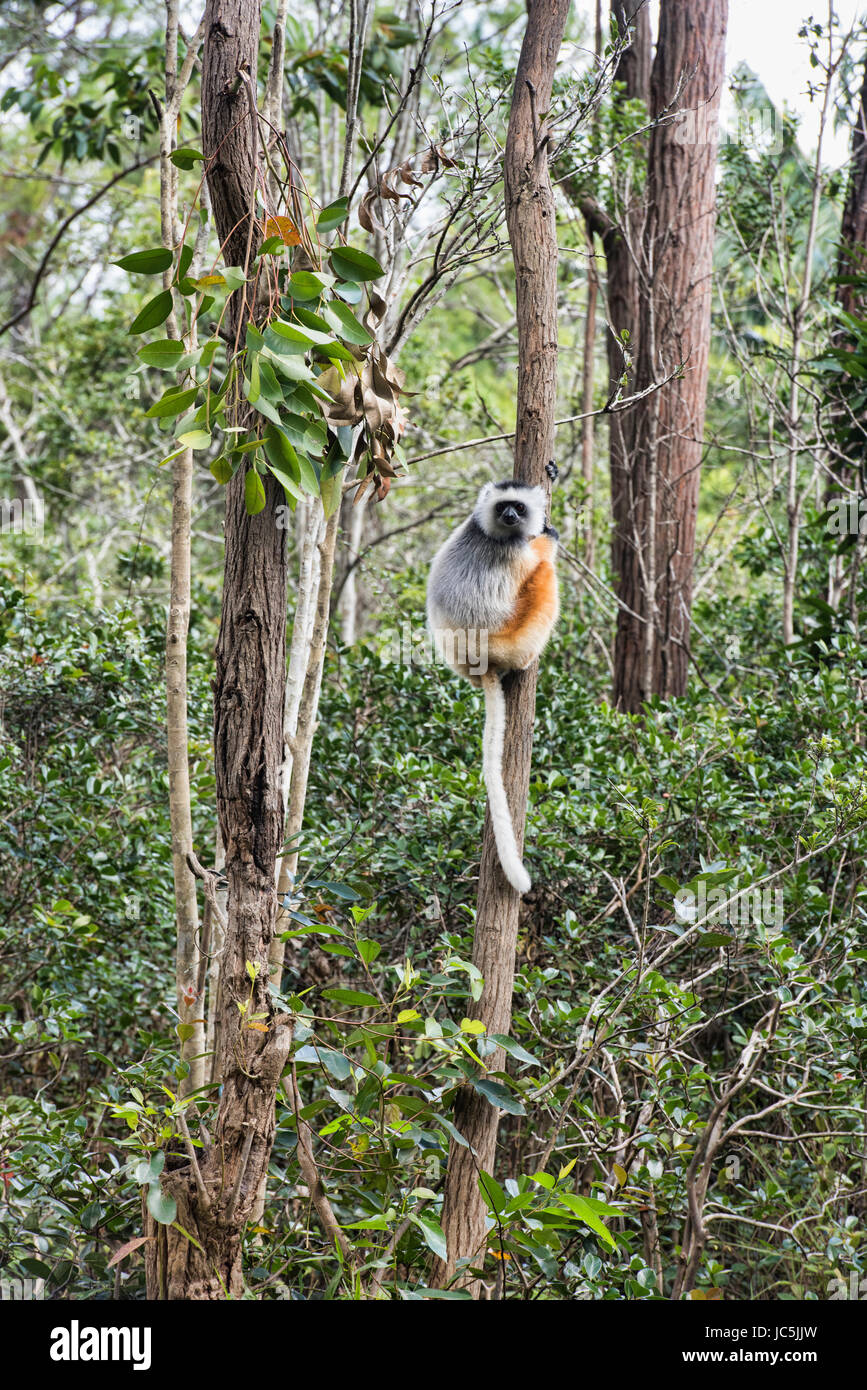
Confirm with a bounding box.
[473,481,547,542]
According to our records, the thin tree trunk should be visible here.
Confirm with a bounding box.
[782,15,833,644]
[160,0,204,1095]
[432,0,570,1295]
[605,0,651,707]
[145,0,295,1300]
[581,222,598,566]
[614,0,728,708]
[827,48,867,607]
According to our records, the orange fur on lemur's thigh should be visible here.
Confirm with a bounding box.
[489,535,558,668]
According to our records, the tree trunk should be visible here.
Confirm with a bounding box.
[145,0,295,1300]
[432,0,570,1296]
[837,51,867,320]
[612,0,728,710]
[827,51,867,608]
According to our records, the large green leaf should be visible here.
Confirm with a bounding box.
[470,1076,526,1117]
[144,386,198,419]
[116,248,173,274]
[146,1184,177,1226]
[129,291,174,334]
[409,1212,448,1262]
[316,197,350,233]
[329,245,384,282]
[244,468,266,515]
[137,339,184,369]
[324,299,373,345]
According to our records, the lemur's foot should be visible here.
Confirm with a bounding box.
[546,459,559,482]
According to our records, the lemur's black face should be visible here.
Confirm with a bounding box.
[473,481,546,541]
[495,498,527,529]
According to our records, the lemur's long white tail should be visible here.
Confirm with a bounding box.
[481,671,531,895]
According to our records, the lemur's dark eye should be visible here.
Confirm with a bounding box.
[514,503,526,516]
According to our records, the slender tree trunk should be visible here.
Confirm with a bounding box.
[604,0,651,706]
[145,0,296,1300]
[433,0,570,1295]
[827,50,867,608]
[581,224,598,566]
[837,51,867,319]
[781,22,833,644]
[613,0,728,709]
[160,1,204,1094]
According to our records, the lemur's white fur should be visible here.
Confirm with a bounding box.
[481,669,531,894]
[427,480,559,895]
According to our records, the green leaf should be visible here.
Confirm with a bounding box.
[263,423,300,474]
[169,147,205,170]
[320,463,345,518]
[137,339,184,369]
[146,1185,177,1226]
[316,197,350,232]
[321,988,379,1007]
[409,1212,447,1261]
[330,245,384,281]
[244,468,266,515]
[318,1049,352,1081]
[489,1034,539,1068]
[176,429,212,450]
[268,320,318,351]
[221,267,248,292]
[554,1192,619,1249]
[334,281,363,304]
[129,290,174,334]
[210,455,234,484]
[144,386,198,419]
[116,248,173,274]
[265,461,301,506]
[460,1018,485,1035]
[324,298,373,345]
[656,874,680,893]
[478,1170,508,1214]
[357,938,380,964]
[470,1077,526,1117]
[296,453,321,497]
[288,271,329,301]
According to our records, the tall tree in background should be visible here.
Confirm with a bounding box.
[613,0,728,709]
[145,0,295,1299]
[837,49,867,321]
[827,44,867,614]
[600,1,651,687]
[432,0,571,1295]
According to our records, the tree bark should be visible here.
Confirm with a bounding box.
[160,2,205,1096]
[612,0,728,710]
[432,0,570,1295]
[145,0,296,1300]
[837,51,867,319]
[827,49,867,608]
[606,0,652,708]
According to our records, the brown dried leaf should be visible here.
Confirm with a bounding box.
[264,215,302,245]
